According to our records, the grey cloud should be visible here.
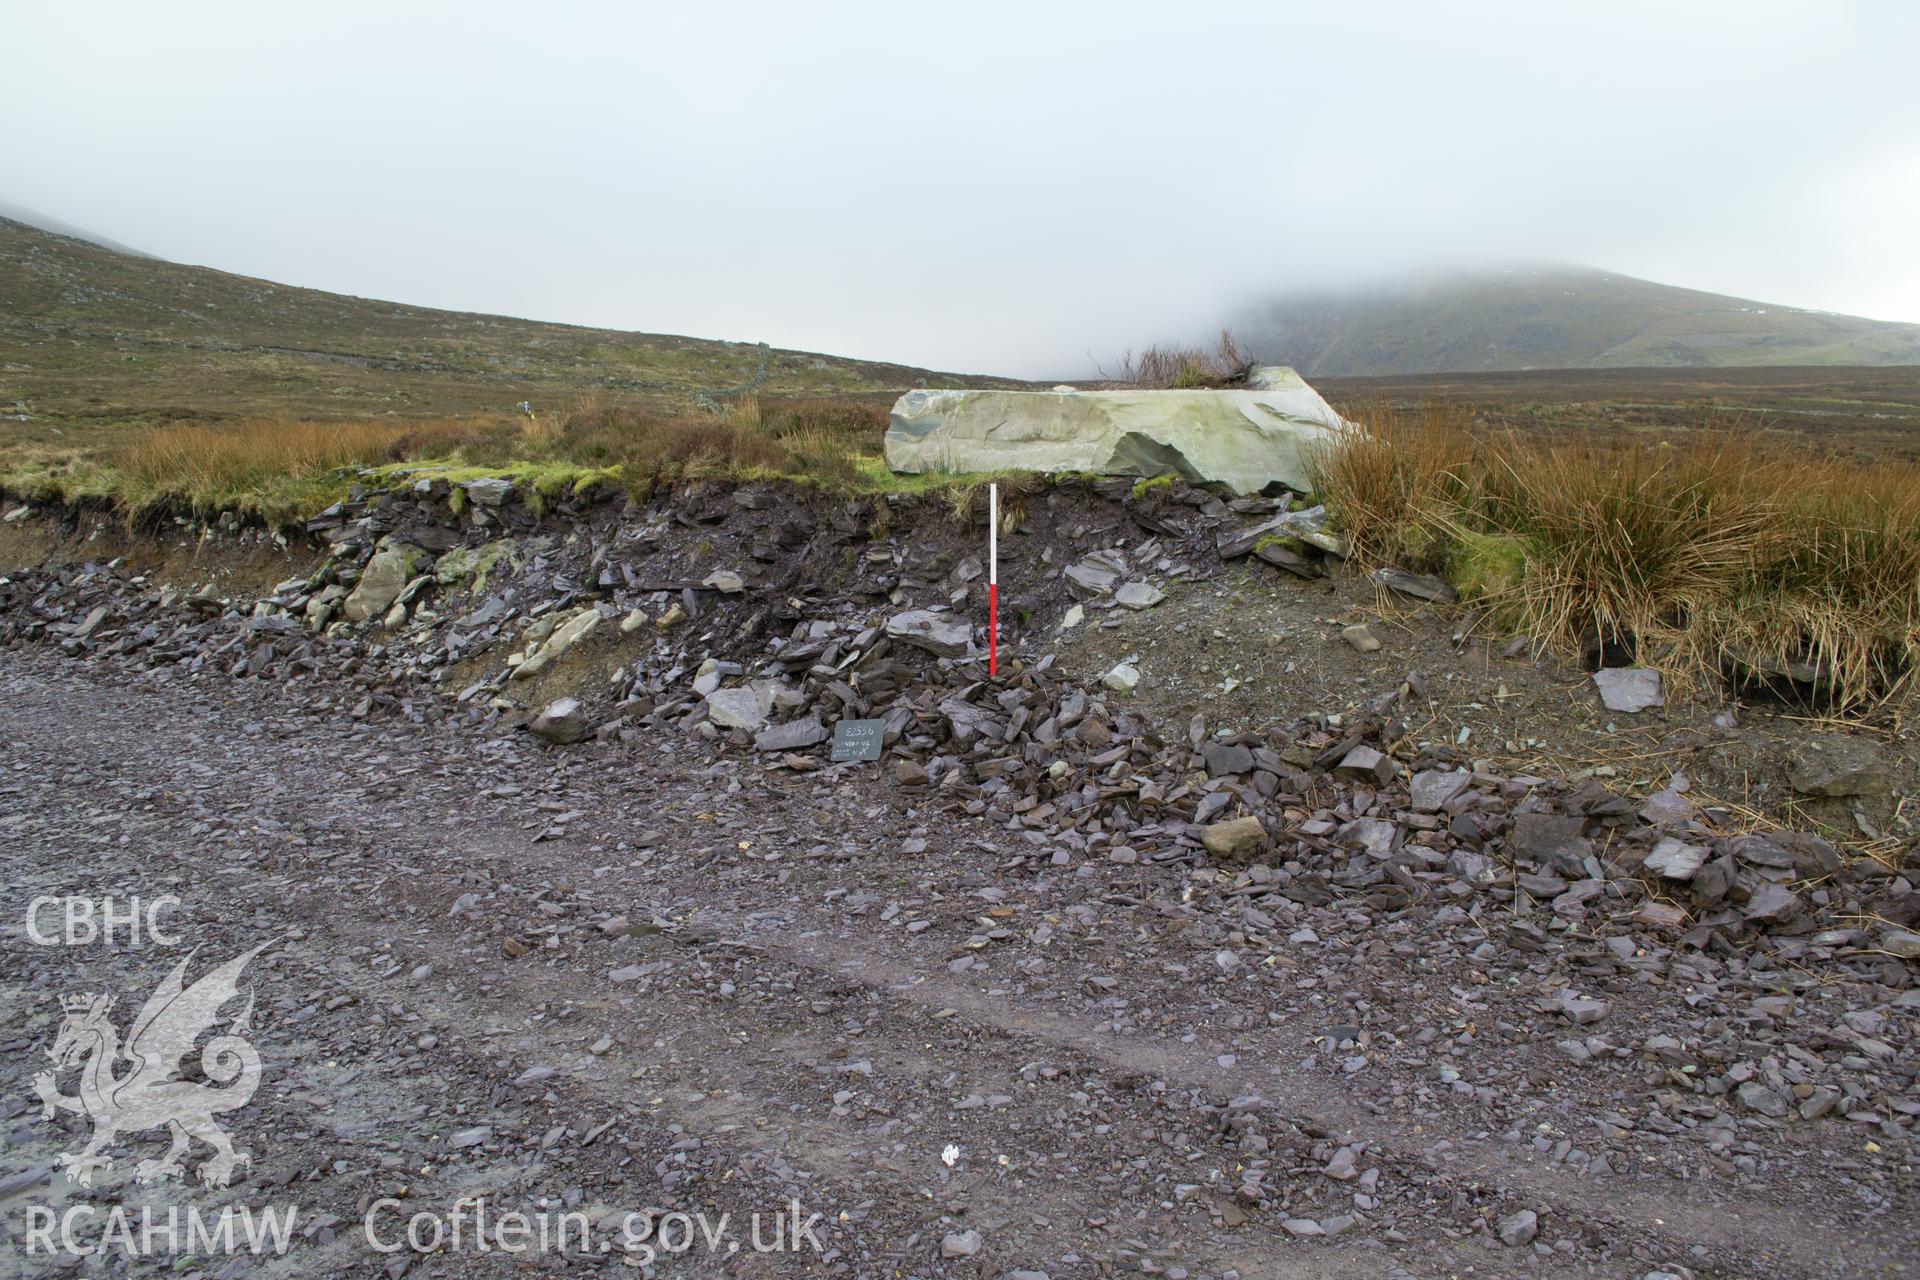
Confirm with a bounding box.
[6,1,1917,377]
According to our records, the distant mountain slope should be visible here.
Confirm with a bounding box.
[1237,268,1920,376]
[0,201,158,259]
[0,215,1010,423]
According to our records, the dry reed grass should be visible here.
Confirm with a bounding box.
[1105,330,1255,389]
[92,392,916,527]
[113,418,489,515]
[1310,405,1920,709]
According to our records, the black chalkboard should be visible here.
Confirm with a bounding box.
[831,718,886,762]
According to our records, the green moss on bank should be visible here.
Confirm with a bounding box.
[1449,530,1530,600]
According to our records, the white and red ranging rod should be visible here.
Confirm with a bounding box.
[988,482,999,677]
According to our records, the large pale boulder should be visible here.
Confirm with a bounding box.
[884,366,1346,495]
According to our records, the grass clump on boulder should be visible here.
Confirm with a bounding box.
[1103,331,1255,389]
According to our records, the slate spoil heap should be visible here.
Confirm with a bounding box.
[2,469,1916,1236]
[4,474,1915,964]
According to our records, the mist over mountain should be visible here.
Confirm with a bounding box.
[0,200,156,260]
[1234,267,1920,377]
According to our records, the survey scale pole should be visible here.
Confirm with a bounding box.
[988,483,998,677]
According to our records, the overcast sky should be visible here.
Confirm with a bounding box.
[7,1,1919,377]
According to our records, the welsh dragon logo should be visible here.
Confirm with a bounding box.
[35,943,270,1188]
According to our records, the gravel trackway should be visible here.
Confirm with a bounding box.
[0,650,1912,1279]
